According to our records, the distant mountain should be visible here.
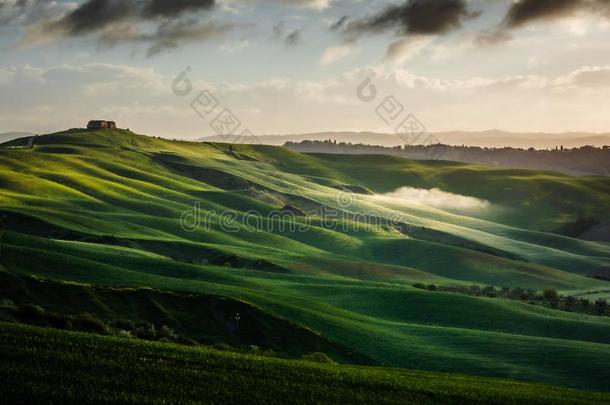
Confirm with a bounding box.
[0,132,34,144]
[200,130,610,149]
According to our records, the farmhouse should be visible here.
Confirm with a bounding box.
[87,120,117,130]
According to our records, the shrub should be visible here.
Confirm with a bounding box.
[74,313,110,335]
[543,289,559,300]
[133,323,157,340]
[427,284,437,291]
[469,285,481,294]
[594,299,608,315]
[301,352,336,364]
[0,298,15,308]
[47,313,72,330]
[482,286,498,298]
[113,319,136,331]
[159,325,178,341]
[117,330,134,339]
[16,303,46,324]
[412,283,427,290]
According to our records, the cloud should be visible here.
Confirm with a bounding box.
[320,45,354,66]
[285,29,302,46]
[272,21,303,46]
[0,0,72,26]
[504,0,587,29]
[385,35,433,65]
[480,0,610,44]
[554,65,610,89]
[276,0,332,10]
[338,0,479,63]
[330,15,348,31]
[373,187,490,211]
[344,0,479,39]
[20,0,225,55]
[3,62,610,137]
[142,0,215,18]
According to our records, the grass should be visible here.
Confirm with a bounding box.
[1,322,609,405]
[1,128,610,393]
[0,270,368,363]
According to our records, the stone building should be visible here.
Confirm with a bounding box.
[87,120,117,130]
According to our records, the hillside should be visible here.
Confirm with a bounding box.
[3,323,609,404]
[1,128,610,393]
[285,141,610,177]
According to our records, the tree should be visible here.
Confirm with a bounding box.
[543,288,558,300]
[594,299,608,315]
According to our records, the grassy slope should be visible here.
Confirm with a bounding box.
[1,322,609,405]
[273,152,610,232]
[0,270,371,363]
[1,129,610,391]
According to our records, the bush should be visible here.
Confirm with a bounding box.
[113,319,136,331]
[543,289,559,300]
[565,296,577,307]
[47,313,72,330]
[0,298,15,308]
[469,285,481,294]
[16,304,46,324]
[73,313,110,335]
[117,330,134,339]
[427,284,437,291]
[594,299,608,315]
[412,283,427,290]
[301,352,336,364]
[482,286,498,298]
[133,323,157,340]
[159,325,178,341]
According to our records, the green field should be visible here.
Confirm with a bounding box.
[1,129,610,397]
[2,322,609,404]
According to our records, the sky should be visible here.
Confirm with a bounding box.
[1,0,610,140]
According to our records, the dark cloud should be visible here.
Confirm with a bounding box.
[55,0,136,35]
[285,29,302,46]
[0,0,70,26]
[474,28,513,46]
[20,0,226,55]
[272,20,303,46]
[477,0,610,46]
[145,20,233,57]
[142,0,215,18]
[504,0,586,28]
[330,15,348,31]
[344,0,479,39]
[48,0,217,36]
[273,20,286,37]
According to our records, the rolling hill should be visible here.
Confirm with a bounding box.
[2,322,609,404]
[1,128,610,394]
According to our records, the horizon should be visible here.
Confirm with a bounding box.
[3,126,610,152]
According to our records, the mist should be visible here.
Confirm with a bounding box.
[374,186,490,211]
